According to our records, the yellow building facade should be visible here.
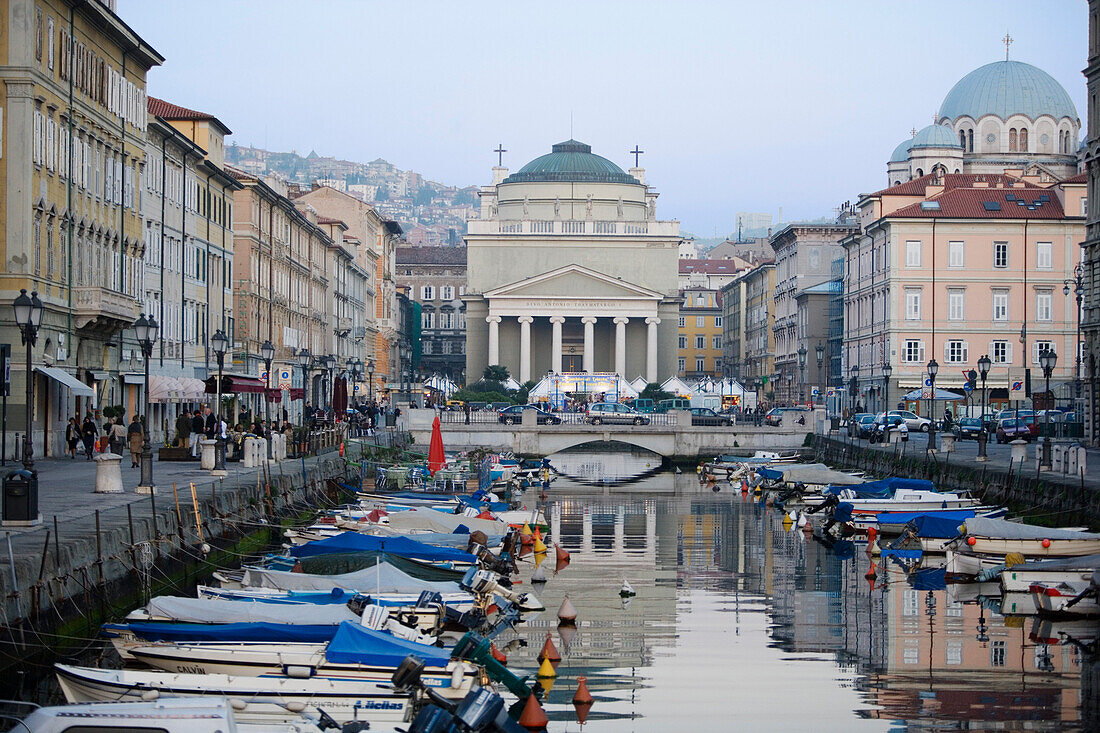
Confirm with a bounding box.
[677,287,723,379]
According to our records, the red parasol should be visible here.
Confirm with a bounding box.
[428,415,445,475]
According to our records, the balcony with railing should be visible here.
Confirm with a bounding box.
[74,286,140,334]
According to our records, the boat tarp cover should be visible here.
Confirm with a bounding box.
[145,596,357,625]
[880,549,923,560]
[102,621,339,644]
[381,510,505,536]
[455,495,510,512]
[288,532,477,563]
[325,621,450,667]
[908,515,967,539]
[876,509,976,526]
[299,551,466,580]
[963,517,1100,541]
[759,463,863,485]
[355,530,504,548]
[908,567,947,591]
[242,561,462,594]
[1012,553,1100,572]
[827,477,935,497]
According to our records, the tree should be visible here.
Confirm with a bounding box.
[515,380,537,405]
[483,365,510,382]
[639,382,674,403]
[374,186,389,202]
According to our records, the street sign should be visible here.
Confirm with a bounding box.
[924,378,932,387]
[1011,381,1023,392]
[279,369,292,389]
[811,387,819,396]
[964,383,973,392]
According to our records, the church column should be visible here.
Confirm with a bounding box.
[645,316,660,383]
[487,316,502,366]
[518,316,533,383]
[582,316,597,372]
[614,317,629,376]
[550,316,565,373]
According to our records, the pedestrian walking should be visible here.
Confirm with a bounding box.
[191,409,205,458]
[65,417,80,459]
[108,417,127,455]
[80,416,97,460]
[175,410,192,450]
[463,402,471,425]
[204,406,217,440]
[128,415,144,468]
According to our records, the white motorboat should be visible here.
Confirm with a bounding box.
[17,698,329,733]
[56,664,412,726]
[953,518,1100,558]
[1029,581,1099,616]
[999,554,1100,593]
[820,488,981,514]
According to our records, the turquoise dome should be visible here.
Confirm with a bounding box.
[504,140,639,184]
[938,60,1078,122]
[910,124,962,149]
[890,137,913,162]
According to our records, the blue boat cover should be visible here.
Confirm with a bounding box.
[758,467,783,480]
[908,567,947,591]
[875,509,976,526]
[826,477,935,498]
[881,549,924,561]
[833,502,854,523]
[325,621,450,667]
[909,515,967,539]
[289,532,476,565]
[101,621,339,643]
[455,495,510,513]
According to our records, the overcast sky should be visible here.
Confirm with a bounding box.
[119,1,1087,237]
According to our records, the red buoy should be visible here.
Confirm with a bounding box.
[555,544,570,564]
[518,693,549,731]
[538,631,561,664]
[573,675,594,724]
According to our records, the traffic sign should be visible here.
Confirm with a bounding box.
[924,378,932,387]
[1011,381,1023,392]
[963,383,973,392]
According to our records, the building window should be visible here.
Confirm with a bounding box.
[992,340,1010,363]
[967,129,974,152]
[948,290,964,320]
[713,336,722,349]
[1033,340,1053,364]
[1036,291,1053,321]
[947,641,963,666]
[420,285,434,300]
[1019,127,1028,150]
[946,340,967,363]
[948,241,964,268]
[1036,242,1052,269]
[993,242,1008,268]
[905,240,921,267]
[714,315,723,327]
[439,311,454,329]
[423,341,433,355]
[678,357,686,372]
[905,289,921,320]
[441,285,454,301]
[696,315,705,328]
[421,310,434,329]
[991,640,1006,667]
[678,316,685,328]
[695,294,705,306]
[696,358,705,373]
[992,290,1009,321]
[903,340,924,363]
[695,335,705,349]
[678,335,687,349]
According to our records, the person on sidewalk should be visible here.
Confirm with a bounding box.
[65,417,80,459]
[108,417,127,456]
[190,409,205,458]
[204,406,217,440]
[127,415,144,468]
[80,416,97,460]
[175,410,192,451]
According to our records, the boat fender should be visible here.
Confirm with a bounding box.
[1042,539,1051,548]
[966,537,977,546]
[283,701,306,713]
[140,689,159,701]
[451,663,465,688]
[228,698,248,711]
[284,665,314,679]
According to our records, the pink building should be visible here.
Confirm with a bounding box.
[842,171,1085,413]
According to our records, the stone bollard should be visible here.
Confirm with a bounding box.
[940,433,956,453]
[93,452,124,493]
[260,438,270,464]
[1010,439,1028,465]
[242,438,258,468]
[200,439,217,470]
[278,433,288,460]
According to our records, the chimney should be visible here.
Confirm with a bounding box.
[492,166,508,185]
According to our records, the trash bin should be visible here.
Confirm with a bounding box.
[386,414,397,427]
[3,469,39,523]
[830,417,840,432]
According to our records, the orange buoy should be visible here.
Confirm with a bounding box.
[486,603,499,615]
[573,675,594,724]
[533,526,543,542]
[518,692,549,731]
[490,643,508,665]
[557,595,578,625]
[866,527,878,554]
[339,443,345,457]
[555,544,570,564]
[966,536,977,546]
[740,478,748,494]
[538,632,561,664]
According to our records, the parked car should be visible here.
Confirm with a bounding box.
[764,407,809,427]
[498,404,561,425]
[632,398,656,413]
[652,398,691,413]
[586,402,650,425]
[996,408,1035,421]
[951,417,985,440]
[869,414,908,443]
[688,407,732,426]
[995,418,1033,443]
[847,413,874,438]
[886,410,931,432]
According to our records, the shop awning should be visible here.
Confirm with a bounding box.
[36,366,94,397]
[205,375,267,394]
[265,387,305,402]
[121,373,145,385]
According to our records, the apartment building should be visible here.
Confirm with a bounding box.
[395,246,467,380]
[678,287,723,379]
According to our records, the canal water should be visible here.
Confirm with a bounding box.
[505,445,1100,732]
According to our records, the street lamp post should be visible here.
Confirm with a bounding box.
[297,348,312,424]
[13,289,44,474]
[210,329,229,473]
[1040,348,1057,470]
[323,355,337,412]
[882,362,893,415]
[849,365,859,417]
[815,342,825,406]
[134,313,159,491]
[348,358,362,410]
[785,373,792,404]
[977,354,991,461]
[367,359,375,404]
[1064,264,1084,407]
[261,340,275,459]
[927,358,939,451]
[797,345,807,404]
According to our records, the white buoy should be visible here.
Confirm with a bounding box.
[796,512,807,528]
[787,510,798,522]
[674,467,682,474]
[619,579,636,597]
[557,595,578,624]
[531,565,547,583]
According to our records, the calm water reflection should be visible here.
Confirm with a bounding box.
[501,447,1098,731]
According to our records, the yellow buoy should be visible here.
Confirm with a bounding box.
[521,523,533,537]
[782,514,793,531]
[537,656,557,678]
[533,537,548,554]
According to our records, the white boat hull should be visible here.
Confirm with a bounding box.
[55,664,412,726]
[1030,582,1100,616]
[1001,568,1098,593]
[967,536,1100,557]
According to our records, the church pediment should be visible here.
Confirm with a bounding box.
[485,264,663,300]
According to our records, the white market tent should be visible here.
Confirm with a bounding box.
[660,376,694,398]
[423,374,459,397]
[629,376,649,393]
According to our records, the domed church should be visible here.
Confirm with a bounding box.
[887,55,1081,186]
[464,140,682,384]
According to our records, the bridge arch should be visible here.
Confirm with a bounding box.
[535,433,675,457]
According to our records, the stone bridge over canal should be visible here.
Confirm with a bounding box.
[405,409,813,459]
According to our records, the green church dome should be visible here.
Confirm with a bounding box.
[504,140,640,184]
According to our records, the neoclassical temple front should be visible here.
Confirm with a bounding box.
[464,141,682,384]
